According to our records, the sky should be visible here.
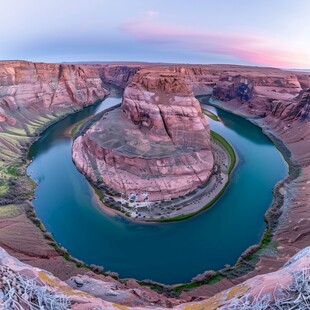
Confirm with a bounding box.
[1,0,309,68]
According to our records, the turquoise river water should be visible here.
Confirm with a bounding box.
[27,97,288,284]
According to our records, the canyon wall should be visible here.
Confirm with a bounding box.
[0,61,109,127]
[97,63,140,89]
[0,61,110,206]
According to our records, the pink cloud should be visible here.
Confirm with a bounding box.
[145,10,159,19]
[120,19,308,68]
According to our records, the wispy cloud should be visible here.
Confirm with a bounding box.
[121,18,308,68]
[145,10,159,19]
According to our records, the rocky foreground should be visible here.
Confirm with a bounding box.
[73,67,214,202]
[0,61,310,307]
[2,245,310,309]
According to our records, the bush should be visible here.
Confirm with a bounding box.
[191,270,216,283]
[105,271,119,279]
[90,264,104,273]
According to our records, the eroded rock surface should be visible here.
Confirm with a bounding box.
[73,68,214,201]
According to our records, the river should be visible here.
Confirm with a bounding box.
[27,97,288,284]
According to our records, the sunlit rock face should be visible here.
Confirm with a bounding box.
[73,68,214,201]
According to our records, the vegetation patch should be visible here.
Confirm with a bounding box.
[71,120,86,138]
[211,130,236,174]
[113,304,129,310]
[6,165,19,176]
[0,186,8,196]
[0,204,23,218]
[202,108,220,121]
[173,272,224,295]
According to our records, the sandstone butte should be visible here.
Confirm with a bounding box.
[0,60,309,308]
[72,67,214,202]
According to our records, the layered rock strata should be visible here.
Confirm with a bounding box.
[0,61,108,125]
[98,64,140,88]
[73,68,214,201]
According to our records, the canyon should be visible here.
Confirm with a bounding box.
[0,60,310,307]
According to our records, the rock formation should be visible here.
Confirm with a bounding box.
[73,67,214,201]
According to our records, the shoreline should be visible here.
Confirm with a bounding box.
[23,94,298,293]
[25,94,292,290]
[90,185,158,225]
[86,129,237,223]
[0,97,116,282]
